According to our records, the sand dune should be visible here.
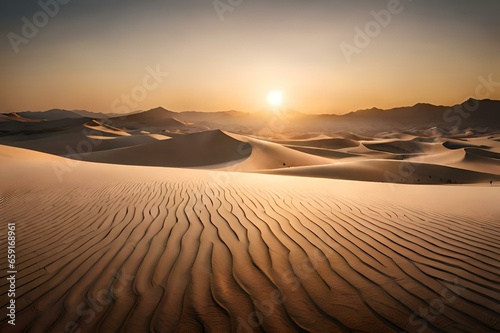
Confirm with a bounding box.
[1,145,499,333]
[80,130,252,167]
[0,122,134,156]
[0,144,66,162]
[275,138,360,150]
[76,130,335,170]
[265,159,500,184]
[85,120,132,136]
[108,107,195,132]
[283,145,361,159]
[1,106,499,332]
[464,147,500,161]
[1,124,499,185]
[443,140,490,150]
[363,139,446,155]
[0,117,92,136]
[407,147,500,175]
[0,113,41,123]
[224,133,334,171]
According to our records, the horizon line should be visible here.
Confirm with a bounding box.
[1,97,497,117]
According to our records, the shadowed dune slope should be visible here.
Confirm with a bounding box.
[443,140,490,150]
[407,147,500,175]
[265,159,500,184]
[0,113,41,123]
[275,138,360,149]
[284,145,361,159]
[0,117,91,136]
[1,145,499,333]
[80,130,252,167]
[363,139,446,155]
[0,122,138,156]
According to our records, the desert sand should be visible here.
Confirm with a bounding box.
[1,106,499,332]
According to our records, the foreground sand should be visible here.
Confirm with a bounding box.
[0,145,499,333]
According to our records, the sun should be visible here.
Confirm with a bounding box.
[267,90,284,108]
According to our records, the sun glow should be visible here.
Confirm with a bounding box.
[266,90,284,108]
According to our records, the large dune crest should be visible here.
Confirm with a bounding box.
[79,130,252,168]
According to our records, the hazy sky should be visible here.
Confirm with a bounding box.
[1,0,499,114]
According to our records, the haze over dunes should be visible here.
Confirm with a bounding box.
[1,100,499,184]
[1,101,499,332]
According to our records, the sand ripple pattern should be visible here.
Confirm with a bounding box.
[1,175,499,333]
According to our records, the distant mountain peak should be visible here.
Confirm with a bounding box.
[412,102,435,108]
[146,106,175,113]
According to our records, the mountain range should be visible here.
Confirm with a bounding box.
[1,99,499,137]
